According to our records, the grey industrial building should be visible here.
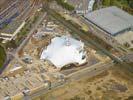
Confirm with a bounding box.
[84,6,133,36]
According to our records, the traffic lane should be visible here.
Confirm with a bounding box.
[67,61,113,80]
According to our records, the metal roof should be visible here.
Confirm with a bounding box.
[67,0,89,11]
[85,6,133,35]
[40,36,86,68]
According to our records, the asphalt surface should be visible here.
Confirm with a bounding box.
[66,61,114,80]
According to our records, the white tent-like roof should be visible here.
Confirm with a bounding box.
[40,36,87,68]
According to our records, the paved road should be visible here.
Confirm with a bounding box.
[8,52,26,66]
[15,12,47,55]
[66,61,114,80]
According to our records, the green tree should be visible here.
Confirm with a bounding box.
[56,0,74,11]
[0,45,6,68]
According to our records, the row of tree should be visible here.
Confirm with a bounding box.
[101,0,133,14]
[0,45,6,68]
[55,0,74,11]
[122,0,133,8]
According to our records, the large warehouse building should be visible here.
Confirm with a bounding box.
[84,6,133,49]
[84,6,133,36]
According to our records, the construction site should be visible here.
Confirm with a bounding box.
[0,0,133,100]
[0,12,109,99]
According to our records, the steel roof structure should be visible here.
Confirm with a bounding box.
[84,6,133,36]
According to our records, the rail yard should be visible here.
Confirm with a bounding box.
[0,0,133,100]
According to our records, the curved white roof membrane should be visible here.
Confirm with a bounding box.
[40,36,87,68]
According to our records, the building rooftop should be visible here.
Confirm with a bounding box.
[85,6,133,36]
[67,0,95,13]
[40,36,87,68]
[67,0,88,11]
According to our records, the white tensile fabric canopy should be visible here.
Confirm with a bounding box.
[40,36,87,68]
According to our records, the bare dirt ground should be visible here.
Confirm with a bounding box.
[33,66,133,100]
